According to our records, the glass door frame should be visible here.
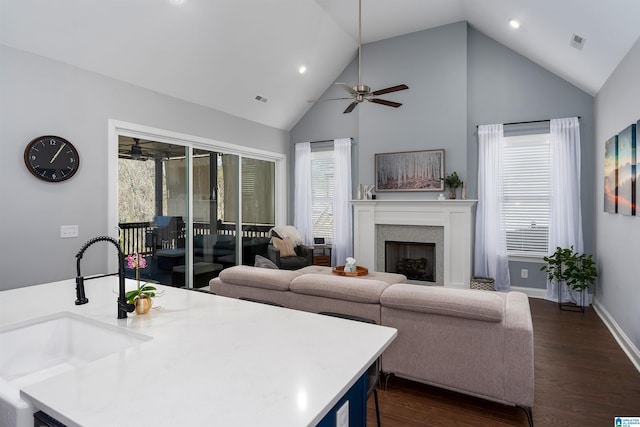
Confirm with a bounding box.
[107,119,286,287]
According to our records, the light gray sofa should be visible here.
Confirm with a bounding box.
[209,265,534,423]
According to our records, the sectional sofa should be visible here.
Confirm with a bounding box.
[209,265,534,425]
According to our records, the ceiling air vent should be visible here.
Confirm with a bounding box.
[254,95,268,103]
[570,33,586,50]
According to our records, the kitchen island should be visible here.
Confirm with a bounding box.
[0,277,396,426]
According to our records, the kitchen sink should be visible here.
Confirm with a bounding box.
[0,311,151,384]
[0,311,151,427]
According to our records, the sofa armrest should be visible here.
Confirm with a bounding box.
[295,245,314,264]
[267,244,281,266]
[503,292,535,407]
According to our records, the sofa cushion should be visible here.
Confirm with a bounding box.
[218,265,300,291]
[290,273,391,304]
[296,265,407,285]
[271,236,297,257]
[380,284,504,323]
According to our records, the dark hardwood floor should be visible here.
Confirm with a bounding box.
[367,297,640,426]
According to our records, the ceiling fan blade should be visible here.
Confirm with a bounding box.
[308,97,353,103]
[370,98,402,108]
[343,102,358,114]
[335,82,358,96]
[371,84,409,96]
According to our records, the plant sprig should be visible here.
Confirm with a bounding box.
[125,283,158,305]
[444,172,462,188]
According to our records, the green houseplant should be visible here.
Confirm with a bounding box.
[540,246,597,311]
[444,172,462,199]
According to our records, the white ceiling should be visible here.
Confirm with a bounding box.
[2,0,639,131]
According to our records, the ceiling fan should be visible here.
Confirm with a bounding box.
[119,138,151,161]
[309,0,409,114]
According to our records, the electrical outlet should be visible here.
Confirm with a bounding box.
[336,400,349,427]
[520,269,528,279]
[60,225,79,238]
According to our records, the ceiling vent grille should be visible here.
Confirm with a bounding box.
[570,33,586,50]
[254,95,268,103]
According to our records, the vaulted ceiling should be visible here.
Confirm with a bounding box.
[1,0,639,130]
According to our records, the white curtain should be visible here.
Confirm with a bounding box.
[332,138,353,266]
[546,117,588,304]
[294,142,313,245]
[475,124,511,291]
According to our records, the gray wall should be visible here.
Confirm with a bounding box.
[466,27,596,288]
[292,21,468,196]
[0,45,289,291]
[594,36,640,353]
[291,22,595,290]
[359,22,468,194]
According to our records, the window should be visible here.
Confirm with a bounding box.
[310,149,334,241]
[503,133,551,257]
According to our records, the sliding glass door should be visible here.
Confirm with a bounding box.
[240,157,275,265]
[192,149,239,285]
[117,138,189,287]
[117,134,277,288]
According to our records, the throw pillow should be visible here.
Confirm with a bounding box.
[254,254,279,269]
[271,236,297,257]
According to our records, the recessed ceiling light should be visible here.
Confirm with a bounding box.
[298,65,307,75]
[509,19,521,29]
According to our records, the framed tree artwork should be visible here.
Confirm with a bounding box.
[375,149,444,192]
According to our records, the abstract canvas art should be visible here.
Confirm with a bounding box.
[616,124,636,216]
[637,119,640,214]
[604,135,618,213]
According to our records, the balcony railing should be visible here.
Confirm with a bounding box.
[119,222,155,256]
[118,221,272,256]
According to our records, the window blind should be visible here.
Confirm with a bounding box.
[310,150,334,240]
[503,134,551,256]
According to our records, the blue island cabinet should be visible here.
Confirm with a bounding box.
[316,373,367,427]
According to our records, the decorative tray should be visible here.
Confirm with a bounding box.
[332,265,369,276]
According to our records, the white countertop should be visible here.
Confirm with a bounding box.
[0,277,397,426]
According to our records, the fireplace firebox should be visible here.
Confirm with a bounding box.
[385,241,435,283]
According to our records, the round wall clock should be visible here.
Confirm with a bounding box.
[24,135,80,182]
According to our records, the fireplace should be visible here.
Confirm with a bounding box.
[385,241,435,283]
[376,224,444,285]
[352,200,476,288]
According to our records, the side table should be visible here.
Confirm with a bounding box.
[312,244,332,266]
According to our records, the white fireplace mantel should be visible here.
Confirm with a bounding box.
[352,199,477,288]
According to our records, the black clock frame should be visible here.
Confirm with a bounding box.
[24,135,80,182]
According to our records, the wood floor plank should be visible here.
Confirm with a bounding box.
[366,298,640,426]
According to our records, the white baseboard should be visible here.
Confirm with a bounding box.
[511,286,547,299]
[592,299,640,374]
[511,287,640,373]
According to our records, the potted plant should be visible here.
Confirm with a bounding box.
[444,172,462,199]
[124,253,159,314]
[540,246,597,311]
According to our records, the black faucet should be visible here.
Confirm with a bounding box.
[75,235,135,319]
